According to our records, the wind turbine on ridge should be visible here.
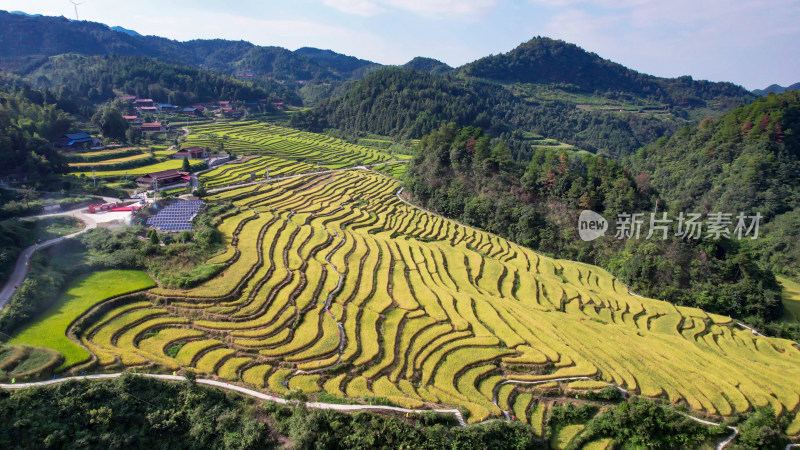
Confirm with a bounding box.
[68,0,84,20]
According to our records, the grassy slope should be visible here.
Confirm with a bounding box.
[9,270,155,369]
[21,216,85,244]
[778,276,800,322]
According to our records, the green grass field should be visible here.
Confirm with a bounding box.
[9,270,155,369]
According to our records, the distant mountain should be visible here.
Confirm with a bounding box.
[294,47,378,79]
[295,37,755,158]
[402,57,452,75]
[0,11,372,82]
[9,11,40,17]
[460,37,753,108]
[111,26,142,37]
[753,82,800,96]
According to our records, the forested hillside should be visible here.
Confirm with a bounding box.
[462,37,752,109]
[405,123,788,336]
[403,57,453,74]
[20,54,296,109]
[293,37,754,159]
[628,91,800,280]
[293,68,688,158]
[0,74,69,176]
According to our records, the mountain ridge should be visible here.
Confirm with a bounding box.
[753,82,800,96]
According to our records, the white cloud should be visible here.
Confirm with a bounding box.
[320,0,497,19]
[320,0,387,16]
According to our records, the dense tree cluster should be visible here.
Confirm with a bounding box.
[292,66,746,159]
[566,398,727,449]
[0,76,69,176]
[22,54,292,110]
[628,91,800,279]
[405,123,787,329]
[0,374,272,449]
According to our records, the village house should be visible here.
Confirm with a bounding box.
[135,169,190,188]
[140,122,166,134]
[134,98,155,108]
[181,107,202,116]
[172,146,208,160]
[55,132,102,149]
[123,115,142,126]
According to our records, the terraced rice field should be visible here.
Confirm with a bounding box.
[67,152,153,168]
[69,166,800,428]
[72,158,206,178]
[193,122,396,188]
[373,161,407,179]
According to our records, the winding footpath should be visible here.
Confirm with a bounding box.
[0,200,117,309]
[0,372,466,426]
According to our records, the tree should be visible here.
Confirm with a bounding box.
[491,142,512,170]
[736,406,785,449]
[182,156,190,172]
[98,106,128,141]
[125,126,139,145]
[19,186,37,209]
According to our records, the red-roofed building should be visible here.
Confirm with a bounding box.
[123,115,142,125]
[135,169,189,187]
[172,146,207,160]
[140,122,166,134]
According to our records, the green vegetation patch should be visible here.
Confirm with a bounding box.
[778,276,800,323]
[9,270,155,370]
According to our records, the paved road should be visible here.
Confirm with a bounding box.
[0,205,102,309]
[0,372,466,426]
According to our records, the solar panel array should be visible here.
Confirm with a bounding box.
[146,200,204,232]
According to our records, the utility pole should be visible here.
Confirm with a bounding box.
[92,168,96,188]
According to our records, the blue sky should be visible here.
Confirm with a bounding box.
[4,0,799,89]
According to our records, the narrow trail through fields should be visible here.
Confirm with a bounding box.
[0,372,467,426]
[0,372,739,445]
[0,204,109,309]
